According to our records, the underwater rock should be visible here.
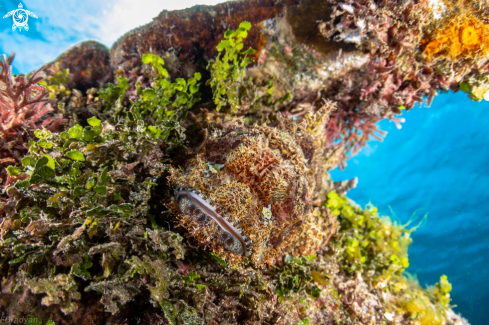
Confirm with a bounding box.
[108,0,489,115]
[39,0,489,162]
[103,0,489,163]
[46,41,113,94]
[110,0,288,80]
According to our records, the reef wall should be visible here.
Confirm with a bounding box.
[0,0,484,324]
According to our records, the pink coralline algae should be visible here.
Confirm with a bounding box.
[0,54,65,184]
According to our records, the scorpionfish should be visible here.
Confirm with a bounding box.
[170,101,339,267]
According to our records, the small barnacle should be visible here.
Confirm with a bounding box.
[170,101,338,267]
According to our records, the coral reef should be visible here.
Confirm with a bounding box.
[0,0,483,324]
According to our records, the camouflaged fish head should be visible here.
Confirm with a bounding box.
[170,101,338,267]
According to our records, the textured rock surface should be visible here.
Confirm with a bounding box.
[47,41,113,93]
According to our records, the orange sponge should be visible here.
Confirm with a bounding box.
[424,15,489,59]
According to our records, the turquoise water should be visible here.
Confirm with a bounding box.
[2,1,488,323]
[332,92,489,324]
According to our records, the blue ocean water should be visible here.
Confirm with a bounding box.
[332,92,489,325]
[1,1,488,324]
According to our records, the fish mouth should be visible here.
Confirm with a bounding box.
[175,188,247,256]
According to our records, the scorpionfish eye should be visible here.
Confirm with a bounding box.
[170,102,338,267]
[177,196,209,224]
[220,231,244,255]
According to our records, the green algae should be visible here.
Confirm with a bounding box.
[326,191,455,325]
[326,191,412,282]
[38,64,71,101]
[208,21,256,112]
[274,255,322,303]
[207,22,291,115]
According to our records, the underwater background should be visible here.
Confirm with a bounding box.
[331,92,489,325]
[1,0,488,324]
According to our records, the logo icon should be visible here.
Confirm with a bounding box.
[3,3,38,32]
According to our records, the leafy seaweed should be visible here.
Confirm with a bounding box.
[207,21,256,112]
[326,191,414,282]
[98,76,129,110]
[274,255,322,302]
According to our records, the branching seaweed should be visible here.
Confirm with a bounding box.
[0,53,65,167]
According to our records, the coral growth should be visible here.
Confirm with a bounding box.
[424,11,489,60]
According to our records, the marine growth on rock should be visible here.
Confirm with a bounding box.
[0,0,482,324]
